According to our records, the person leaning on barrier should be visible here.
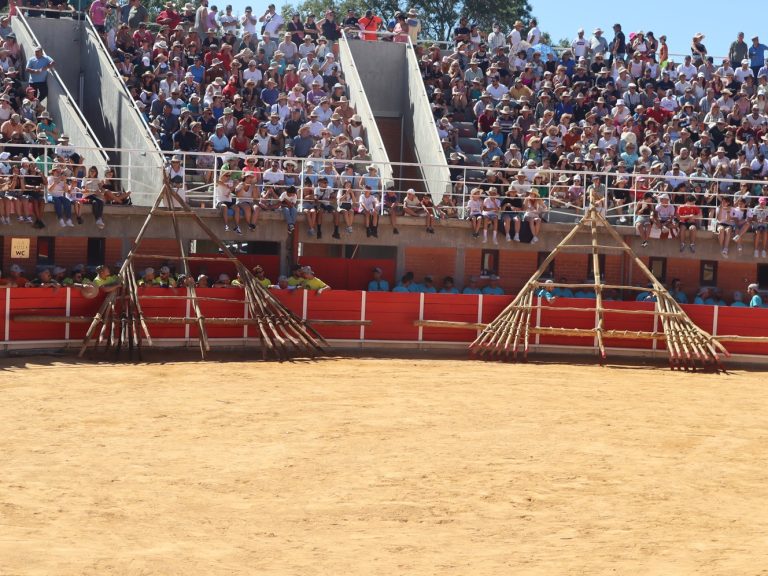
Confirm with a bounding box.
[747,283,763,308]
[300,266,330,294]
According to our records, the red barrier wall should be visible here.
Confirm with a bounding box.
[2,288,767,358]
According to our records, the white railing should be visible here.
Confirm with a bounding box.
[338,30,394,189]
[0,143,763,230]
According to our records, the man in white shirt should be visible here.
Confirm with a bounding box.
[486,23,505,52]
[526,18,540,45]
[678,55,697,81]
[240,6,257,35]
[486,77,508,101]
[259,3,284,36]
[734,59,754,83]
[571,28,588,60]
[507,20,523,52]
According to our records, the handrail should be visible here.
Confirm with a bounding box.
[338,29,394,188]
[83,14,163,155]
[13,14,110,156]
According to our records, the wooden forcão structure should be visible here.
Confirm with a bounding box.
[465,208,729,371]
[77,174,327,360]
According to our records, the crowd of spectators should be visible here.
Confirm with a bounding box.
[422,20,768,255]
[0,260,762,307]
[0,261,332,292]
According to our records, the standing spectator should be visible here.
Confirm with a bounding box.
[26,46,54,104]
[260,4,284,37]
[750,197,768,258]
[747,283,763,308]
[611,23,626,65]
[749,36,768,78]
[405,9,421,44]
[730,32,749,65]
[357,10,381,42]
[241,6,258,36]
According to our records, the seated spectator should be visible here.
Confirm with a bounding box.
[382,188,400,235]
[440,276,459,294]
[730,291,747,307]
[252,265,271,288]
[367,267,389,292]
[634,191,654,247]
[482,276,504,295]
[466,188,484,239]
[26,268,59,288]
[536,279,556,302]
[747,283,763,307]
[750,197,768,258]
[676,194,700,253]
[300,266,330,293]
[462,276,482,295]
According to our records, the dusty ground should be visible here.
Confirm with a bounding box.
[1,353,767,575]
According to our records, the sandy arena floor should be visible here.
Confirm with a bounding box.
[1,353,767,575]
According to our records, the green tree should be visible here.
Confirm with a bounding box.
[281,0,405,22]
[461,0,531,35]
[410,0,461,42]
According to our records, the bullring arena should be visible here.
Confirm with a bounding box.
[1,349,767,574]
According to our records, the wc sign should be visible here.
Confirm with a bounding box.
[10,238,30,259]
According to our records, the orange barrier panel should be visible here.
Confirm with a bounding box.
[422,293,480,343]
[138,287,188,339]
[603,301,656,350]
[716,306,768,355]
[9,288,68,341]
[305,290,363,340]
[2,289,767,358]
[364,292,420,341]
[537,298,596,347]
[480,294,514,325]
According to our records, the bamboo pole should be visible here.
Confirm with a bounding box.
[589,210,606,360]
[166,183,209,358]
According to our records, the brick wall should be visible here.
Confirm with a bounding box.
[54,237,88,269]
[405,247,455,282]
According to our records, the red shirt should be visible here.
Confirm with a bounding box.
[238,117,259,138]
[677,204,701,221]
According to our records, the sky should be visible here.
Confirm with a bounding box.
[227,0,752,60]
[527,0,748,60]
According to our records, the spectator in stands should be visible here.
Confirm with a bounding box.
[750,196,768,258]
[747,283,763,307]
[462,276,482,295]
[676,194,700,253]
[300,266,329,293]
[367,267,389,292]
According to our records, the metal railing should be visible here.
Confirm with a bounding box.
[0,143,764,229]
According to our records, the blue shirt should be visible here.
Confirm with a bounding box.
[750,294,764,308]
[27,55,53,83]
[392,285,410,293]
[209,133,229,152]
[440,287,459,294]
[482,286,504,295]
[749,43,768,67]
[731,301,747,307]
[671,290,688,304]
[188,64,206,83]
[462,287,482,295]
[536,288,555,302]
[553,287,574,298]
[367,279,389,292]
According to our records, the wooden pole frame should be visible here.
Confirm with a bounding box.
[468,208,729,371]
[79,171,326,361]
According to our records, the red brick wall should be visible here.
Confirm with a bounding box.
[552,253,588,284]
[54,237,88,269]
[405,247,455,281]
